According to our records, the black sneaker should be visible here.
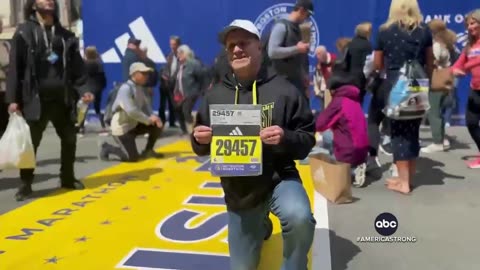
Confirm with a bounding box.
[366,156,381,171]
[141,150,165,159]
[379,142,393,156]
[366,156,383,180]
[15,184,33,201]
[61,179,85,190]
[98,142,109,161]
[264,217,273,240]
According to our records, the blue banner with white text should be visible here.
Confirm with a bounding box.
[84,0,477,125]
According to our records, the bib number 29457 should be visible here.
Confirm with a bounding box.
[214,138,257,157]
[210,104,262,177]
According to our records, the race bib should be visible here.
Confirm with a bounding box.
[210,104,262,177]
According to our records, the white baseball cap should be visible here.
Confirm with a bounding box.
[218,19,261,44]
[129,62,153,76]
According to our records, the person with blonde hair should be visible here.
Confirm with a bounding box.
[374,0,434,194]
[451,9,480,169]
[381,0,424,30]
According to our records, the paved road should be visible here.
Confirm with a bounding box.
[0,124,478,270]
[329,126,479,270]
[0,125,182,213]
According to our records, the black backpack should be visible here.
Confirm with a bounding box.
[261,19,290,66]
[328,47,365,90]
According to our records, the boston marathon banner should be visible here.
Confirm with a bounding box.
[83,0,477,121]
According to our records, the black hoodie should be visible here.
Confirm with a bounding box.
[191,64,315,210]
[6,15,88,121]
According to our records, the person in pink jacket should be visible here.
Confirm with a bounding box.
[452,9,480,169]
[315,85,369,187]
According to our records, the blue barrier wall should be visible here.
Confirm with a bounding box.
[84,0,477,124]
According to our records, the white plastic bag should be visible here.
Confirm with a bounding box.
[0,113,36,169]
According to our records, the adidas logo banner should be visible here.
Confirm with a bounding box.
[100,17,166,64]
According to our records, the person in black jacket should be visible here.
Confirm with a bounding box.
[159,36,180,128]
[191,19,316,270]
[122,38,142,81]
[139,46,158,107]
[77,46,107,133]
[348,22,373,104]
[140,47,158,88]
[6,0,93,201]
[210,47,230,85]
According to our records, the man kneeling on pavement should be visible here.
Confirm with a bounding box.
[99,62,164,161]
[191,19,316,270]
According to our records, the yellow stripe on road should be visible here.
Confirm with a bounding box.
[0,140,315,269]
